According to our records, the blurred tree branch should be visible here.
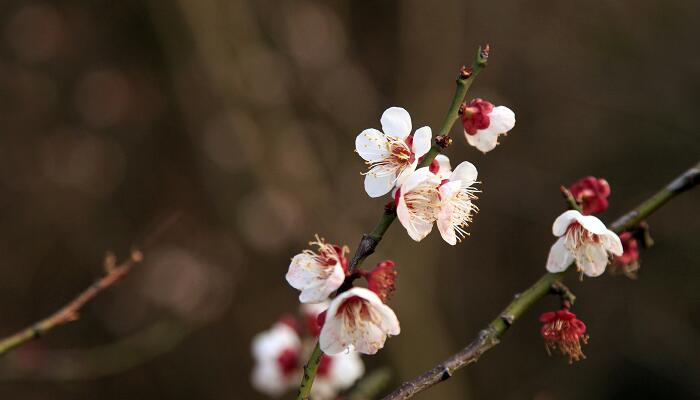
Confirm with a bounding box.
[382,160,700,400]
[0,250,143,358]
[296,45,490,400]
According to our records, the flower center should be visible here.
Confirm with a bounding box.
[445,187,479,242]
[337,296,378,330]
[276,348,300,377]
[363,136,414,181]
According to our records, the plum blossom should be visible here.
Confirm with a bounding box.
[460,98,515,153]
[546,210,623,277]
[251,322,302,396]
[356,107,433,197]
[569,176,611,215]
[319,287,400,355]
[396,159,479,244]
[286,236,348,303]
[436,161,480,245]
[540,308,588,363]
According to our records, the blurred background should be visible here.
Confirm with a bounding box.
[0,0,698,399]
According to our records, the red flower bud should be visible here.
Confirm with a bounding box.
[568,176,610,215]
[460,98,494,135]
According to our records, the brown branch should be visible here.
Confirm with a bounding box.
[382,161,700,400]
[0,250,144,357]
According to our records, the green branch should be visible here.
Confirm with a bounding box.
[294,45,490,400]
[382,160,700,400]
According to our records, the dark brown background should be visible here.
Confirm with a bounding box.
[0,0,698,399]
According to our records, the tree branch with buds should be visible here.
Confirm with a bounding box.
[294,45,491,400]
[382,160,700,400]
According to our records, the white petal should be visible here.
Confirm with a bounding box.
[465,129,500,153]
[395,160,417,187]
[450,161,478,187]
[400,167,438,194]
[251,361,289,396]
[546,237,574,272]
[356,129,390,162]
[576,214,609,236]
[380,107,412,139]
[375,302,400,336]
[578,244,609,277]
[364,167,396,198]
[552,210,582,236]
[319,316,349,355]
[436,181,461,245]
[327,351,364,390]
[488,106,516,134]
[298,265,345,304]
[602,229,623,256]
[252,323,300,361]
[411,126,432,157]
[434,154,452,179]
[397,194,433,242]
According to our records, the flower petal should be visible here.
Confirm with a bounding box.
[578,244,609,277]
[364,167,396,198]
[602,229,623,256]
[546,237,574,272]
[450,161,478,187]
[436,181,462,245]
[552,210,582,236]
[400,167,438,194]
[411,126,432,157]
[298,265,345,304]
[395,160,417,187]
[327,351,365,390]
[252,323,300,361]
[380,107,412,139]
[319,316,349,355]
[251,360,290,396]
[488,106,516,134]
[465,128,500,153]
[576,214,609,236]
[356,129,390,162]
[433,154,452,179]
[397,196,434,242]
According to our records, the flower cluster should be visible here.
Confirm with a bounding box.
[356,106,514,244]
[286,236,400,356]
[251,305,364,399]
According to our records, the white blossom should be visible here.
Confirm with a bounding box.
[546,210,623,277]
[356,107,432,197]
[319,287,400,355]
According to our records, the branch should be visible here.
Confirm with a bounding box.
[382,160,700,400]
[0,250,144,357]
[295,45,490,400]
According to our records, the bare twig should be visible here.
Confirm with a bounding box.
[0,250,144,357]
[381,161,700,400]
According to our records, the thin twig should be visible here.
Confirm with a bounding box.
[382,161,700,400]
[0,212,181,358]
[294,46,491,400]
[0,250,143,357]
